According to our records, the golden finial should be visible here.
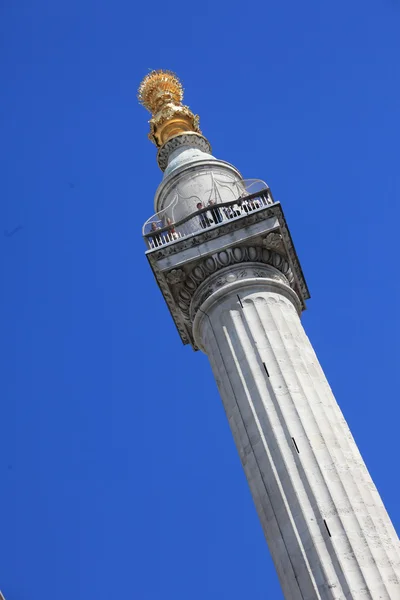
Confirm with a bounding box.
[138,70,201,147]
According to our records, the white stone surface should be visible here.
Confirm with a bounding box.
[155,216,279,272]
[154,157,243,222]
[193,274,400,600]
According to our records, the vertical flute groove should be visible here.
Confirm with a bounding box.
[197,283,400,600]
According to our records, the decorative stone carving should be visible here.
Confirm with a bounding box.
[150,207,279,261]
[157,133,212,171]
[190,264,291,322]
[263,232,284,253]
[152,267,190,345]
[165,268,186,284]
[148,203,309,305]
[173,245,294,322]
[145,203,310,348]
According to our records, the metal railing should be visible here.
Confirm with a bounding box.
[142,177,269,238]
[143,187,274,250]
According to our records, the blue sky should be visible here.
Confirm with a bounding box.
[1,1,399,598]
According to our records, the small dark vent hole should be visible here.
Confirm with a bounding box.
[237,295,243,308]
[263,363,270,377]
[291,437,300,454]
[324,519,332,538]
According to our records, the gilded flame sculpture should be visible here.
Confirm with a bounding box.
[138,70,201,147]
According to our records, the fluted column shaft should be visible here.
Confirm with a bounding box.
[193,270,400,600]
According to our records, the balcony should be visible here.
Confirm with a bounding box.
[143,180,275,250]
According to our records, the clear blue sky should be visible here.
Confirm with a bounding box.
[1,1,399,598]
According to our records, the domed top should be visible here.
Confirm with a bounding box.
[138,69,202,148]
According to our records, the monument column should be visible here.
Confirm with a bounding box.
[192,263,400,599]
[138,70,400,600]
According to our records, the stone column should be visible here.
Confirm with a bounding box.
[192,261,400,600]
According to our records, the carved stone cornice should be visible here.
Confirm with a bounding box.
[146,202,309,304]
[145,201,310,349]
[263,231,285,253]
[191,266,302,352]
[157,133,212,171]
[149,206,275,261]
[172,245,295,323]
[190,263,297,324]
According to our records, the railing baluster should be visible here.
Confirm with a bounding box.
[143,186,274,249]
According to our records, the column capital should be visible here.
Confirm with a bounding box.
[145,202,310,349]
[191,263,302,352]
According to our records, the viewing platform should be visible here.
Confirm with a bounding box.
[142,180,274,250]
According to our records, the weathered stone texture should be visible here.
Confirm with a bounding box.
[194,278,400,600]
